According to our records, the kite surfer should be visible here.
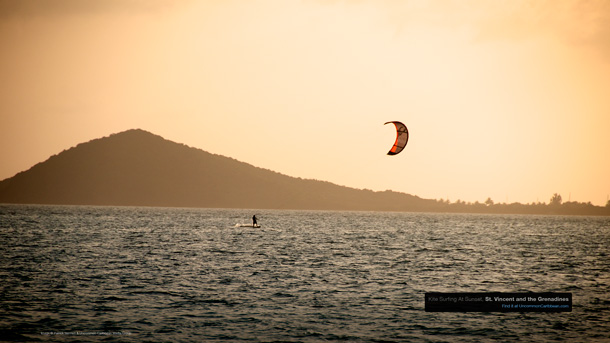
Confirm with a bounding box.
[252,215,258,227]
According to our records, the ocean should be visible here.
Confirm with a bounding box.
[1,205,609,342]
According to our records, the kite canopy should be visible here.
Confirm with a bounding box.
[385,121,409,155]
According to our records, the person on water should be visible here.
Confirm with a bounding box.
[252,215,258,227]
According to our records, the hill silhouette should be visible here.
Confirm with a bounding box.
[0,129,435,211]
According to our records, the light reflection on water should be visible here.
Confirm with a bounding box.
[1,205,609,342]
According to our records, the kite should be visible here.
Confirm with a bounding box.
[385,121,409,156]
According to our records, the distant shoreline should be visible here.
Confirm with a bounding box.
[2,202,608,217]
[1,130,607,217]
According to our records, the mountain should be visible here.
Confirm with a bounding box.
[0,129,435,211]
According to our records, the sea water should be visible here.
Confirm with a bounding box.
[0,205,609,342]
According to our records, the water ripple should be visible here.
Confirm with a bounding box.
[1,206,609,341]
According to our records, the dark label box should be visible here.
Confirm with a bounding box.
[425,292,572,312]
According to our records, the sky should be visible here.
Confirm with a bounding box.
[1,0,609,206]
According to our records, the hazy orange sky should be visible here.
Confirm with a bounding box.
[1,0,609,205]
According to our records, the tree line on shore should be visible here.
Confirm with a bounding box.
[430,193,610,216]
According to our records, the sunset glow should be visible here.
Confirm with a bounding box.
[1,0,609,205]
